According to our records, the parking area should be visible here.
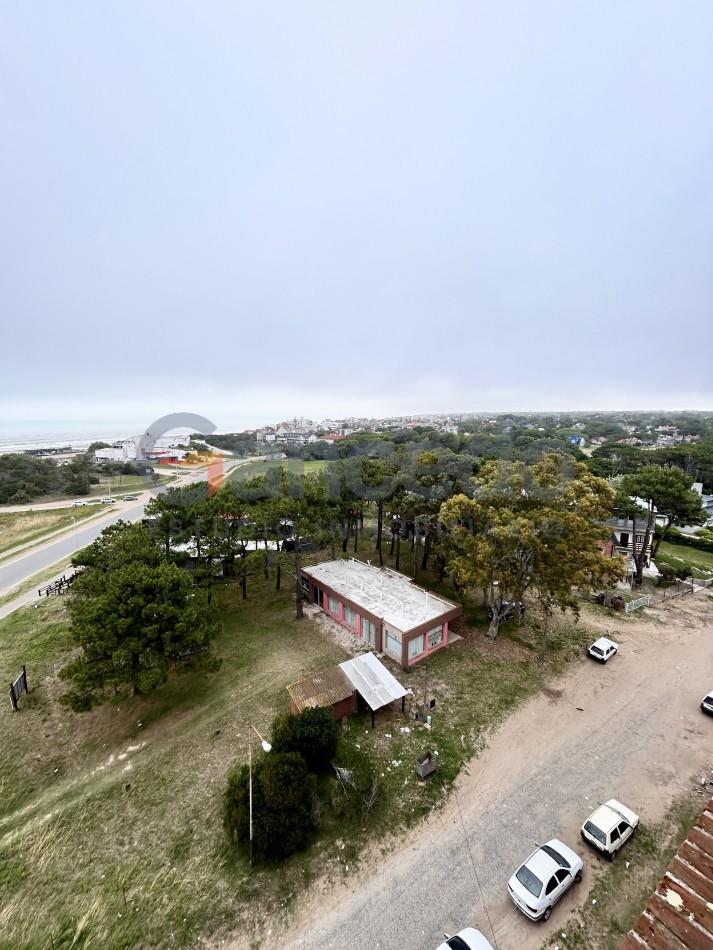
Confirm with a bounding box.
[271,594,713,950]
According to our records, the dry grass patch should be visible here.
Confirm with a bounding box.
[0,563,616,949]
[0,506,102,557]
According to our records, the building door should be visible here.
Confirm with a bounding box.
[314,587,323,606]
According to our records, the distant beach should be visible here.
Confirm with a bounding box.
[0,424,142,455]
[0,423,200,455]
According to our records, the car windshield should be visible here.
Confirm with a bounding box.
[541,844,571,868]
[583,821,607,845]
[515,865,543,898]
[591,646,602,655]
[446,939,471,950]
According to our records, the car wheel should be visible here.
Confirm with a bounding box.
[575,869,583,883]
[542,907,552,922]
[608,848,616,862]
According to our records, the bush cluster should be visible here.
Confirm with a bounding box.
[223,707,340,862]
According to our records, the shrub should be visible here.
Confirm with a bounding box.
[223,752,315,861]
[271,706,339,772]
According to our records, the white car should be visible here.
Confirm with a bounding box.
[71,500,87,507]
[581,800,639,860]
[437,930,494,950]
[587,637,618,663]
[100,497,115,504]
[701,691,713,716]
[508,839,583,921]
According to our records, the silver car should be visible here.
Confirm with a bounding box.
[437,929,494,950]
[508,839,583,921]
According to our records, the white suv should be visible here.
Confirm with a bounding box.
[581,800,639,859]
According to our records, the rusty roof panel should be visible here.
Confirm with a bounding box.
[634,909,694,950]
[287,666,355,712]
[669,856,713,906]
[689,825,713,859]
[622,799,713,950]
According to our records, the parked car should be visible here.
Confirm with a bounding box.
[123,494,138,501]
[587,637,618,663]
[71,500,87,507]
[487,600,525,622]
[100,497,115,504]
[437,929,494,950]
[507,839,583,921]
[701,691,713,716]
[581,800,639,859]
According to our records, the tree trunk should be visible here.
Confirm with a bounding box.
[395,534,400,571]
[353,514,359,553]
[632,506,655,587]
[294,542,303,619]
[341,519,349,553]
[420,532,431,572]
[276,563,281,591]
[376,500,384,566]
[651,517,672,559]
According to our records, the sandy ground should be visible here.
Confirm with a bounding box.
[225,591,713,950]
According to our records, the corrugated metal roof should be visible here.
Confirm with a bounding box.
[620,797,713,949]
[302,559,461,633]
[287,666,355,712]
[339,652,407,711]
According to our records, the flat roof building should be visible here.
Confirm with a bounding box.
[300,558,463,667]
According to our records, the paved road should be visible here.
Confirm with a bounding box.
[0,457,264,600]
[275,596,713,950]
[0,497,152,596]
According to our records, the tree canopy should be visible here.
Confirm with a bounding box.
[616,466,707,585]
[60,522,220,709]
[440,454,624,637]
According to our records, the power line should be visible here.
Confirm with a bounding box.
[453,786,500,950]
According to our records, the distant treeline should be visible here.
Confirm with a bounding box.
[199,418,713,492]
[0,453,140,505]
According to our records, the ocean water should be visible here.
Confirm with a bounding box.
[0,421,218,455]
[0,422,153,454]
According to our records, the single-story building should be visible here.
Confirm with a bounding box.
[300,558,463,667]
[287,652,407,727]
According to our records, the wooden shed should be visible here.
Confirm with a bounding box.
[287,666,357,720]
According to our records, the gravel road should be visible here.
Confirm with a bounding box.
[262,594,713,950]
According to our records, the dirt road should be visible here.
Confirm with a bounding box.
[263,594,713,950]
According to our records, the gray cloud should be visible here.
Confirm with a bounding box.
[1,1,712,430]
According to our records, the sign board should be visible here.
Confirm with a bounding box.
[9,666,28,712]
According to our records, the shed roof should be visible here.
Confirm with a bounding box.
[287,666,354,712]
[620,796,713,949]
[302,558,461,633]
[339,652,407,712]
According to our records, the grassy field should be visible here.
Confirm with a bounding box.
[0,538,605,949]
[656,539,713,576]
[0,506,103,558]
[228,458,327,483]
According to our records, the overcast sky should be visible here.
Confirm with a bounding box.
[2,1,712,434]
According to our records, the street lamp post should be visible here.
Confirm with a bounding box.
[248,725,271,865]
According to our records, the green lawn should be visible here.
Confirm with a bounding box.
[656,540,713,576]
[0,505,103,557]
[228,458,327,484]
[0,543,597,949]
